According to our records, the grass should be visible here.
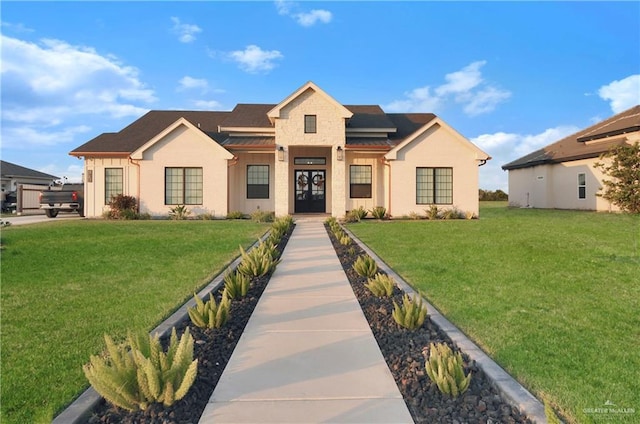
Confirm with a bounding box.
[347,202,640,424]
[0,219,267,424]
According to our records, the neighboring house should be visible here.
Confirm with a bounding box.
[70,81,490,218]
[502,105,640,211]
[1,160,59,193]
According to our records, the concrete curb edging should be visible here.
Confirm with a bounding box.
[52,234,268,424]
[344,227,547,424]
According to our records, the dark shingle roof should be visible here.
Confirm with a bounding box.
[502,105,640,170]
[386,113,438,142]
[220,104,275,128]
[1,160,59,180]
[345,105,397,129]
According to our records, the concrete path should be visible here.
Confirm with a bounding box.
[198,219,413,424]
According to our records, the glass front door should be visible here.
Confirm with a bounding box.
[294,170,326,213]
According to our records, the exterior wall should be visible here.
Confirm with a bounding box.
[389,124,481,217]
[273,88,348,216]
[138,125,230,217]
[83,157,137,217]
[345,152,386,212]
[507,158,619,211]
[228,152,276,214]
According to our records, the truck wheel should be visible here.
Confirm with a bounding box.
[45,209,59,218]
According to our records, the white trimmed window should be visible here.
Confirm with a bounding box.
[104,168,123,204]
[350,165,372,198]
[165,167,203,205]
[416,167,453,204]
[578,173,586,199]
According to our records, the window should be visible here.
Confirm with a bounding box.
[105,168,123,204]
[165,167,203,205]
[350,165,372,198]
[578,173,586,199]
[304,115,317,133]
[247,165,269,199]
[416,167,453,204]
[294,157,326,165]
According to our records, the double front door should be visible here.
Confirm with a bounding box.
[294,170,326,213]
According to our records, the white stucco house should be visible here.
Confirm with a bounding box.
[70,82,490,218]
[502,105,639,211]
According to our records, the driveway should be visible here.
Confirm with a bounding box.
[2,213,83,226]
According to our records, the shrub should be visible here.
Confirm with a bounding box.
[107,194,138,219]
[227,211,246,219]
[425,205,439,220]
[339,235,352,246]
[236,241,281,277]
[268,215,294,245]
[347,246,356,256]
[408,211,422,220]
[424,342,471,398]
[441,207,465,220]
[325,216,337,226]
[187,292,231,329]
[251,210,275,223]
[169,205,190,220]
[345,206,368,222]
[370,206,388,220]
[333,228,346,240]
[392,293,427,330]
[352,254,378,278]
[223,270,250,299]
[83,327,198,411]
[365,273,395,297]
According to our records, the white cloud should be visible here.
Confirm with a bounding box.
[178,76,209,92]
[170,17,202,43]
[228,45,283,73]
[1,21,34,33]
[598,74,640,113]
[1,35,155,147]
[193,100,222,110]
[385,61,511,116]
[275,1,332,26]
[471,125,580,191]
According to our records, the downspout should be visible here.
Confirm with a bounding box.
[227,155,239,216]
[478,159,488,167]
[381,157,392,217]
[128,157,141,213]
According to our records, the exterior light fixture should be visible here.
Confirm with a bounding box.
[336,146,344,161]
[278,146,285,161]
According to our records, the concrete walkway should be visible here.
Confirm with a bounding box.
[198,219,413,423]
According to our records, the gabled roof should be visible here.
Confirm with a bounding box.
[345,105,396,130]
[267,81,353,123]
[502,105,640,170]
[1,160,59,180]
[220,104,275,129]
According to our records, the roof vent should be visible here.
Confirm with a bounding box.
[197,122,201,128]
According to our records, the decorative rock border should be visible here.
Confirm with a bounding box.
[343,226,547,424]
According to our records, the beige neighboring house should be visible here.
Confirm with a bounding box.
[70,81,490,218]
[502,105,640,211]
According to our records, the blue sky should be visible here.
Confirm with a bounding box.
[2,1,639,191]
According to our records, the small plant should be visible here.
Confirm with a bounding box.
[339,235,352,246]
[325,216,337,226]
[250,209,275,223]
[352,254,378,278]
[198,212,216,220]
[465,210,476,220]
[236,241,281,277]
[83,327,198,411]
[345,206,368,222]
[392,293,427,330]
[333,228,346,240]
[347,246,356,256]
[227,211,246,219]
[169,205,190,220]
[107,194,138,219]
[365,273,395,297]
[425,205,439,220]
[188,292,231,329]
[408,211,422,220]
[223,270,250,299]
[441,207,465,220]
[370,206,387,220]
[267,215,293,245]
[424,342,471,398]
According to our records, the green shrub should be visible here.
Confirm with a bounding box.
[347,246,356,256]
[83,327,198,411]
[325,216,337,226]
[333,228,346,240]
[107,194,138,219]
[352,254,378,278]
[365,273,395,297]
[392,293,427,330]
[345,206,368,222]
[223,270,250,299]
[339,235,352,246]
[267,216,293,245]
[425,205,439,220]
[236,241,281,277]
[187,292,231,329]
[169,205,190,220]
[227,211,246,219]
[370,206,388,220]
[250,209,275,223]
[424,342,471,398]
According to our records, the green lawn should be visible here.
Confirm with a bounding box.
[347,203,639,423]
[0,219,267,424]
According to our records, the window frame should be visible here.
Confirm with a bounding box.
[304,115,317,134]
[164,167,203,205]
[349,165,372,199]
[247,164,270,199]
[578,172,586,199]
[416,167,453,205]
[104,168,123,204]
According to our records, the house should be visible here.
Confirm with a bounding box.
[1,160,59,193]
[502,105,640,211]
[70,81,490,218]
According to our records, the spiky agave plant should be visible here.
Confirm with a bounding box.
[224,270,250,299]
[424,342,471,398]
[365,273,395,297]
[392,293,427,330]
[352,254,378,278]
[187,292,231,329]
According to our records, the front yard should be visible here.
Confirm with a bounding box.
[0,220,267,424]
[347,203,639,423]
